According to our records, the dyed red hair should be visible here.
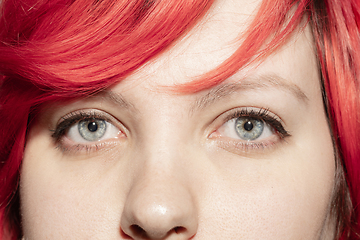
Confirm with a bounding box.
[0,0,359,239]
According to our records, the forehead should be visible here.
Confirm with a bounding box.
[121,0,316,92]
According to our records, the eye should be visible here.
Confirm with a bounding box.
[219,117,274,141]
[51,110,124,152]
[68,119,120,143]
[210,108,290,151]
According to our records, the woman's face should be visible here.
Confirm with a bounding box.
[21,0,336,239]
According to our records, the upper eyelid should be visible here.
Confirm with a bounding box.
[214,107,283,124]
[223,108,274,122]
[52,109,123,138]
[59,110,111,122]
[58,108,129,128]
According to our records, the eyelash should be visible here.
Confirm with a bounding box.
[51,108,289,154]
[225,108,289,137]
[51,110,120,153]
[212,108,290,151]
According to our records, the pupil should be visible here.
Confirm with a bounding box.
[88,121,98,132]
[243,121,253,131]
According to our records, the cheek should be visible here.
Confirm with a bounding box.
[199,130,335,238]
[20,126,125,239]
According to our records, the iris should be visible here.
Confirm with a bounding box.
[235,118,264,140]
[78,119,107,141]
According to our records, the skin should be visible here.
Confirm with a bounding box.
[21,0,336,239]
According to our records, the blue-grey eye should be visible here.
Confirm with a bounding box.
[235,118,264,140]
[78,119,107,141]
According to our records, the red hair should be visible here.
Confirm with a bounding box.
[309,0,360,238]
[0,0,359,239]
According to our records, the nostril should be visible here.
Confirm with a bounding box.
[173,226,186,234]
[130,224,148,238]
[125,225,189,239]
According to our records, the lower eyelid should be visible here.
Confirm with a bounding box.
[56,139,120,154]
[209,129,278,142]
[209,134,281,155]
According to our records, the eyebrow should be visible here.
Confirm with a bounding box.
[192,74,309,111]
[91,90,139,113]
[87,74,308,115]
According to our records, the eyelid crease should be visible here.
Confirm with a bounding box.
[190,73,309,114]
[87,90,140,115]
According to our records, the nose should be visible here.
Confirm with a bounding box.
[120,171,198,240]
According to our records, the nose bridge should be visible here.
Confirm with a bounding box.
[138,102,190,165]
[120,108,199,239]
